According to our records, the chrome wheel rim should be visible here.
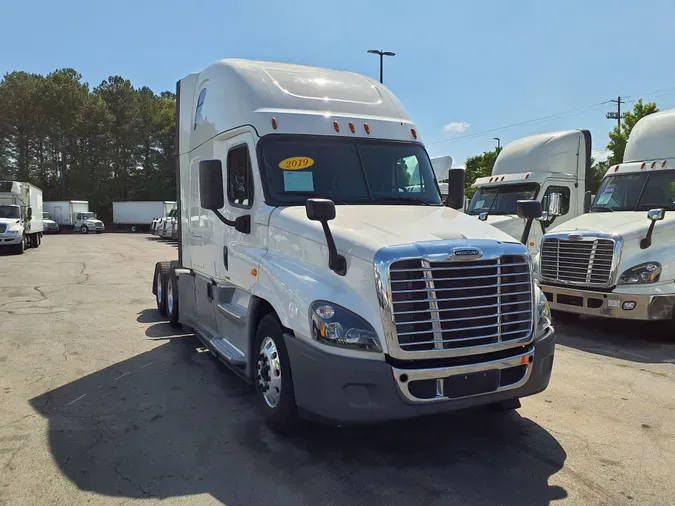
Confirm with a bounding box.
[256,337,282,408]
[156,271,163,305]
[167,277,174,314]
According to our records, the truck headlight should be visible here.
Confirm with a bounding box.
[7,228,21,235]
[310,301,382,352]
[536,288,551,333]
[618,262,661,284]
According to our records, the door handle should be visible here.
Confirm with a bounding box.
[223,246,229,270]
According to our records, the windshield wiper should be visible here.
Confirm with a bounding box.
[590,205,614,212]
[283,192,349,205]
[372,196,432,206]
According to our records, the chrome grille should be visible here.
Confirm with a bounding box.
[389,256,532,352]
[0,224,6,233]
[541,238,615,285]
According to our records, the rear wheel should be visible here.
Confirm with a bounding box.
[254,315,297,432]
[154,262,172,316]
[167,269,180,328]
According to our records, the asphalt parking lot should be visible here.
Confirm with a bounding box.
[1,234,674,506]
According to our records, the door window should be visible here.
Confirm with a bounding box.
[227,144,254,208]
[194,88,206,131]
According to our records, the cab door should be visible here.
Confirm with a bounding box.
[213,132,269,355]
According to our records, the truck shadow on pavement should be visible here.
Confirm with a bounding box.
[30,320,568,505]
[554,316,675,364]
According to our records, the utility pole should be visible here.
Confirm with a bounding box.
[606,96,624,131]
[493,137,501,151]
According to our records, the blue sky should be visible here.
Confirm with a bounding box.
[2,0,675,166]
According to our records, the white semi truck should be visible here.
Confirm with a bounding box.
[152,59,555,429]
[537,109,675,327]
[466,130,592,256]
[0,181,43,253]
[113,200,175,232]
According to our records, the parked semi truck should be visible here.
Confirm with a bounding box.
[113,201,175,232]
[537,109,675,327]
[152,59,554,429]
[466,130,592,255]
[0,181,43,253]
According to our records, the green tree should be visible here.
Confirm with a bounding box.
[588,157,610,195]
[464,148,500,198]
[607,99,658,165]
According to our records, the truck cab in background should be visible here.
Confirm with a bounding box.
[152,59,554,430]
[466,130,592,256]
[0,181,43,253]
[537,109,675,327]
[42,212,60,233]
[74,212,105,234]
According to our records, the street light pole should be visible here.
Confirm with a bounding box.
[367,49,396,84]
[493,137,501,151]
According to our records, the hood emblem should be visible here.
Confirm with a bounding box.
[448,247,483,260]
[567,233,583,241]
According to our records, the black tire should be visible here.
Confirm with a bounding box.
[81,225,89,234]
[15,236,25,255]
[131,225,137,233]
[154,261,172,316]
[254,315,298,432]
[167,268,180,328]
[489,397,522,412]
[35,234,41,248]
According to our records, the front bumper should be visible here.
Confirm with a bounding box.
[284,328,555,425]
[0,234,23,245]
[541,283,675,320]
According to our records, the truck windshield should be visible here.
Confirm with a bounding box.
[82,212,95,220]
[43,212,52,220]
[592,170,675,212]
[259,136,442,206]
[467,183,539,215]
[0,205,20,219]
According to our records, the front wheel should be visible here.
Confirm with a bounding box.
[153,262,172,316]
[81,225,89,234]
[254,315,297,432]
[15,236,25,255]
[166,268,180,328]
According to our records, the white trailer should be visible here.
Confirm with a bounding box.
[466,130,592,256]
[113,201,176,232]
[151,59,555,430]
[0,181,43,254]
[44,200,90,226]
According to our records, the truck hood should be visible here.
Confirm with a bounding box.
[473,214,524,237]
[270,205,518,261]
[548,211,675,241]
[0,218,21,227]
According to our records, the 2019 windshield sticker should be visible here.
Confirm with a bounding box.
[278,157,314,170]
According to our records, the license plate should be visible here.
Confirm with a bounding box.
[443,370,500,399]
[608,299,620,308]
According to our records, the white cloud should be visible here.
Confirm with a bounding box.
[442,121,470,133]
[592,150,611,163]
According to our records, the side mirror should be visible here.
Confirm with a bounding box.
[583,191,592,213]
[478,212,488,222]
[517,200,543,220]
[548,193,563,217]
[516,199,542,246]
[305,199,346,276]
[199,159,225,210]
[641,208,665,249]
[445,169,465,210]
[537,211,550,222]
[648,208,665,222]
[306,198,336,222]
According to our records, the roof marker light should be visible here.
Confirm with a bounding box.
[614,165,620,172]
[333,121,340,132]
[271,117,278,130]
[411,128,418,139]
[662,160,667,168]
[489,177,493,182]
[364,123,371,135]
[525,173,530,179]
[349,122,355,133]
[651,161,656,168]
[501,176,505,181]
[641,162,646,169]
